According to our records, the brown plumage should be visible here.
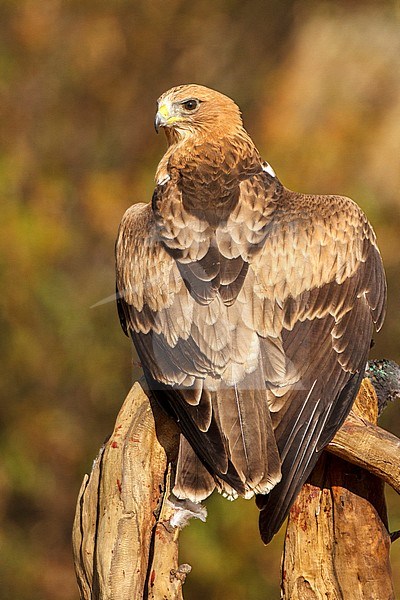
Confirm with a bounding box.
[115,84,386,543]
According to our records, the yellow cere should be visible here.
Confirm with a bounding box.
[158,104,170,118]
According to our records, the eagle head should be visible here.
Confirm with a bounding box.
[154,84,243,143]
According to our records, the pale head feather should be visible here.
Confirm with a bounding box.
[156,84,244,143]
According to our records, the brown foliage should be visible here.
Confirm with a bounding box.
[1,1,399,599]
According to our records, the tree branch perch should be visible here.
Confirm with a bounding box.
[282,379,396,600]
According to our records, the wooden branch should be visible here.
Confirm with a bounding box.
[72,382,189,600]
[327,412,400,495]
[281,379,396,600]
[73,378,399,599]
[326,378,400,494]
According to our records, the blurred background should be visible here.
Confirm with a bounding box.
[1,0,400,598]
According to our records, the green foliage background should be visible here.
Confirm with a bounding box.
[1,1,400,598]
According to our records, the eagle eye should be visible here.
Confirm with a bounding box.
[181,99,199,111]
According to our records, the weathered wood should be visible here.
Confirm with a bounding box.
[327,412,400,495]
[281,379,396,600]
[72,382,186,600]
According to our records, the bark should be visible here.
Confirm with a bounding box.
[281,379,396,600]
[72,381,188,600]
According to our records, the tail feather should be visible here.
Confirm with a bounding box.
[215,372,281,496]
[174,434,216,502]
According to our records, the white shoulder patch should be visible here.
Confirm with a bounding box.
[262,162,276,178]
[157,173,171,186]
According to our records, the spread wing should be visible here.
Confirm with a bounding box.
[115,172,386,541]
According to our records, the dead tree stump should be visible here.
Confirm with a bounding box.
[72,382,187,600]
[282,379,397,600]
[73,379,399,599]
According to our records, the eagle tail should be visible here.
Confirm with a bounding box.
[214,373,282,499]
[163,367,282,504]
[174,434,216,502]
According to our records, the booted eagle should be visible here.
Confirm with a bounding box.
[115,84,386,543]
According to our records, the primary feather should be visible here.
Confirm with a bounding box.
[115,84,386,543]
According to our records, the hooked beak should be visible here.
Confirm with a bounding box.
[154,102,179,133]
[154,103,170,133]
[154,113,162,133]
